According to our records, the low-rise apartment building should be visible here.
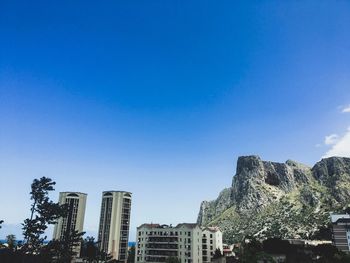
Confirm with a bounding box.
[136,223,222,263]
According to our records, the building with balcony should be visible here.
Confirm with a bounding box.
[136,223,222,263]
[202,227,223,263]
[98,191,132,261]
[331,213,350,252]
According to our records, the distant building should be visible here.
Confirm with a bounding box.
[98,191,132,261]
[331,214,350,252]
[222,244,235,257]
[135,223,223,263]
[202,227,223,263]
[53,192,87,256]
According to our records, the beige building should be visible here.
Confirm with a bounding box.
[202,227,223,263]
[98,191,132,261]
[53,192,87,256]
[136,223,222,263]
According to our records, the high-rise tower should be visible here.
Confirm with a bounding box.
[98,191,132,261]
[53,192,87,255]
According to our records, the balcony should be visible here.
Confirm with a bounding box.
[145,256,167,262]
[146,244,178,250]
[148,237,178,243]
[146,251,178,257]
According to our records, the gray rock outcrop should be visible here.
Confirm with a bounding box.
[197,155,350,243]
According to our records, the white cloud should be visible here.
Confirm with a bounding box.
[342,105,350,113]
[324,134,339,145]
[323,127,350,158]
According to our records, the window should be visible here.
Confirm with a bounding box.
[188,232,191,237]
[210,240,213,244]
[210,234,213,238]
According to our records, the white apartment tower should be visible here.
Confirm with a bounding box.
[136,223,204,263]
[98,191,132,261]
[53,192,87,255]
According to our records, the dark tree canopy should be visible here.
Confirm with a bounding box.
[22,177,67,256]
[127,244,135,263]
[213,248,223,259]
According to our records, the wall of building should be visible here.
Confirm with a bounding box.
[136,224,222,263]
[98,191,132,261]
[202,228,223,263]
[52,192,87,257]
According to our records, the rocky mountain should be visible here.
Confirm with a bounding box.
[197,155,350,243]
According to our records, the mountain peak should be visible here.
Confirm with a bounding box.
[236,155,263,175]
[198,155,350,243]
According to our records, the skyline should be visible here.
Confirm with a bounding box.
[1,1,350,240]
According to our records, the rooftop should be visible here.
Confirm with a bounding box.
[330,214,350,223]
[137,223,199,229]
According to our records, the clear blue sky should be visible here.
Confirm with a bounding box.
[1,1,350,240]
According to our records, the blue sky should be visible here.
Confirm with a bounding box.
[1,1,350,240]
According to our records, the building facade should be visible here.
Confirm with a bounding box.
[202,227,223,263]
[53,192,87,255]
[98,191,132,261]
[136,223,222,263]
[331,214,350,252]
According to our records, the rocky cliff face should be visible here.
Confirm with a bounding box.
[197,155,350,243]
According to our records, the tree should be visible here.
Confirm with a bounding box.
[81,236,99,263]
[81,238,110,262]
[97,250,113,262]
[0,220,3,247]
[240,236,263,263]
[312,224,332,240]
[44,229,85,263]
[22,177,67,257]
[262,238,291,255]
[213,248,223,259]
[127,244,135,263]
[6,234,16,251]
